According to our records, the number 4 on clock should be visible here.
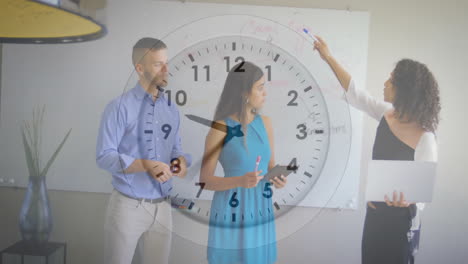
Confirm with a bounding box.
[287,158,299,173]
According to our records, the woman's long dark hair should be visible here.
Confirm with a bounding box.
[213,61,264,135]
[392,59,441,132]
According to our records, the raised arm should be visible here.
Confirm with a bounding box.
[313,35,392,121]
[314,35,352,91]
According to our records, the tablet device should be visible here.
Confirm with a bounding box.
[264,165,294,181]
[366,160,436,203]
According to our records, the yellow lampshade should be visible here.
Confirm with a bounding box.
[0,0,106,43]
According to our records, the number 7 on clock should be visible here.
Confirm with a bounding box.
[195,182,206,198]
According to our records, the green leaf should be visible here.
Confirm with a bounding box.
[21,129,39,177]
[40,128,72,178]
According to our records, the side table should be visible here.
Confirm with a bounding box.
[0,241,66,264]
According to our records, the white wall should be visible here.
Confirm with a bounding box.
[1,0,467,263]
[0,0,370,210]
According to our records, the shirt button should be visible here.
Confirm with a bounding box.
[156,138,159,141]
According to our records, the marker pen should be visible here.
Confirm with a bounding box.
[255,156,261,172]
[303,28,318,42]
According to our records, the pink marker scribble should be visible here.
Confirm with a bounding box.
[288,20,313,54]
[242,19,279,36]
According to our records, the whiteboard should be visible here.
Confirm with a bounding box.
[0,0,368,209]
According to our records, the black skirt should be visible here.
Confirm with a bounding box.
[362,202,415,264]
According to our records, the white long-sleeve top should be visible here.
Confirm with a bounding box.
[345,79,438,231]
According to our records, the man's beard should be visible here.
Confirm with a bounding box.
[144,71,167,88]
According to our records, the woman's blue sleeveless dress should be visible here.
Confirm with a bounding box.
[207,114,277,264]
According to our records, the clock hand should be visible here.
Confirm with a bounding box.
[185,114,244,139]
[186,114,226,132]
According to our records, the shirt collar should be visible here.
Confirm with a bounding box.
[132,82,149,100]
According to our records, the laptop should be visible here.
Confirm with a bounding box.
[366,160,437,203]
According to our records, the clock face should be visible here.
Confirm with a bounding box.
[166,35,330,227]
[120,14,354,247]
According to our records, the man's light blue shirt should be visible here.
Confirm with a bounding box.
[96,83,191,199]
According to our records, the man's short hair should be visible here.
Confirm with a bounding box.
[132,38,167,65]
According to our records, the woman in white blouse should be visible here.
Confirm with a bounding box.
[313,36,440,264]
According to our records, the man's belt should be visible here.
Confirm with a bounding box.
[118,191,169,204]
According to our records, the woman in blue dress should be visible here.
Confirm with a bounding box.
[200,61,287,264]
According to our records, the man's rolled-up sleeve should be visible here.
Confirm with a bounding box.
[96,101,135,174]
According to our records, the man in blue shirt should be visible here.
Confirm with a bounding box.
[97,37,191,264]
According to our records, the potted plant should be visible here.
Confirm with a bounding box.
[19,106,71,244]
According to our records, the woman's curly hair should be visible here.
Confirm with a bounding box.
[391,59,441,132]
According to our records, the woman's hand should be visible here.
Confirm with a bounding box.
[384,191,411,207]
[271,175,287,189]
[238,170,263,188]
[313,35,332,62]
